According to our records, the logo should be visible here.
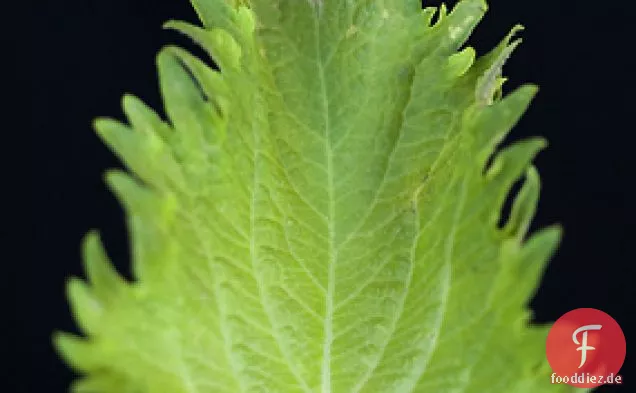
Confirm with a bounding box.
[546,308,626,388]
[572,324,602,368]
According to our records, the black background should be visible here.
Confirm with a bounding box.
[28,0,634,392]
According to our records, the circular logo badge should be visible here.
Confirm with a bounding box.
[546,308,626,388]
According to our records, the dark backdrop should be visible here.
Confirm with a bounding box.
[28,0,634,392]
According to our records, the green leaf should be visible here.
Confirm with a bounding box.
[55,1,586,392]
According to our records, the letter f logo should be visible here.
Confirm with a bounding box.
[546,309,625,388]
[573,324,602,368]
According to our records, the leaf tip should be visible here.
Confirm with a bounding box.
[162,19,180,31]
[121,93,137,110]
[92,117,109,133]
[508,83,540,108]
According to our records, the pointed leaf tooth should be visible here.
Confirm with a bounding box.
[66,277,103,335]
[436,3,448,25]
[164,46,229,146]
[53,332,100,372]
[520,224,562,279]
[470,24,524,104]
[504,225,562,309]
[121,96,188,189]
[105,170,177,281]
[82,230,126,302]
[422,7,438,26]
[105,170,171,222]
[235,4,256,37]
[163,20,241,71]
[121,94,173,144]
[474,24,525,74]
[486,138,546,180]
[164,46,227,148]
[157,48,221,163]
[485,138,546,225]
[439,0,488,52]
[164,45,231,118]
[188,0,238,33]
[476,38,523,105]
[448,46,476,77]
[472,84,539,167]
[127,214,178,283]
[504,166,541,240]
[94,118,170,190]
[511,225,563,306]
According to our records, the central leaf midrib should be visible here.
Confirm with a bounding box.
[314,13,336,393]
